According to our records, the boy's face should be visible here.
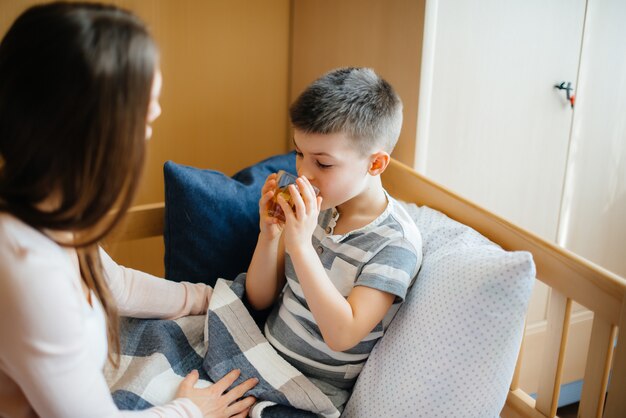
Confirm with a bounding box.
[293,129,374,211]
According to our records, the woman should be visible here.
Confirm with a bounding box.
[0,2,257,417]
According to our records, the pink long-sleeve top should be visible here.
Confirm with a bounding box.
[0,212,212,418]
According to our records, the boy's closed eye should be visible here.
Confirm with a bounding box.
[295,150,333,169]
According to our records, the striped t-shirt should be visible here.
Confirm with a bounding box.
[264,193,422,401]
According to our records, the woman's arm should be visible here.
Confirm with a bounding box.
[0,257,203,417]
[100,248,212,319]
[0,235,256,418]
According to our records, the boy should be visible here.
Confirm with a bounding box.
[245,67,422,409]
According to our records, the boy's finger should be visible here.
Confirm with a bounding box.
[303,176,319,196]
[299,176,314,191]
[261,178,276,194]
[262,173,276,185]
[287,184,305,216]
[259,190,274,207]
[276,194,296,222]
[296,177,315,206]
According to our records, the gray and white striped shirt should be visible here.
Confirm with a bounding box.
[264,194,422,399]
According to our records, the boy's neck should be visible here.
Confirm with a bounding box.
[334,178,388,235]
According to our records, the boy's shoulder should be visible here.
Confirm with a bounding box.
[384,195,422,246]
[384,195,422,258]
[363,196,423,282]
[316,194,422,260]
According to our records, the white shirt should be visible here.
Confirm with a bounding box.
[0,213,211,418]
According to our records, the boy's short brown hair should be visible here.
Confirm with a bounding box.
[289,67,403,155]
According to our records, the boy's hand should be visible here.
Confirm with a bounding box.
[258,173,283,240]
[277,176,322,252]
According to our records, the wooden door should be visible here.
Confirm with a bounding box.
[416,0,586,241]
[558,0,626,279]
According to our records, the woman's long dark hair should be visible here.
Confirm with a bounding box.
[0,2,158,365]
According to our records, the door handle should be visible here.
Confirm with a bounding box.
[554,81,575,109]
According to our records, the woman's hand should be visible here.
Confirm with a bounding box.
[176,369,258,418]
[277,176,322,253]
[258,173,283,240]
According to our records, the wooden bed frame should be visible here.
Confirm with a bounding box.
[112,159,626,418]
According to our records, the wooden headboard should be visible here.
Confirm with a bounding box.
[110,159,626,418]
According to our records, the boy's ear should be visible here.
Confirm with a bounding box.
[368,151,390,176]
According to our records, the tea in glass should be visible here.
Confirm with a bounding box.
[268,170,319,222]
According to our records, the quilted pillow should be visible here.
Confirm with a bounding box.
[343,203,535,418]
[163,152,296,285]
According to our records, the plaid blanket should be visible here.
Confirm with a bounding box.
[105,276,340,418]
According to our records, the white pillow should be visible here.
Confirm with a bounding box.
[343,204,535,418]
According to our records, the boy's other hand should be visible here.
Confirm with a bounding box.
[278,176,322,252]
[258,173,283,240]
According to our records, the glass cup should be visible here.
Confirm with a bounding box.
[267,170,320,223]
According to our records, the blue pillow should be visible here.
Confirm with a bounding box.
[163,152,296,286]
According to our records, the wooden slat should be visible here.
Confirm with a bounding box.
[107,202,165,242]
[501,389,550,418]
[382,159,626,325]
[535,291,571,417]
[604,297,626,417]
[578,316,616,418]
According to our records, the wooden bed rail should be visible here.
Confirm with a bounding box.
[108,202,165,241]
[381,159,626,418]
[110,159,626,418]
[382,160,626,324]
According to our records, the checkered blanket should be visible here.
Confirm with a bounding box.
[105,276,340,418]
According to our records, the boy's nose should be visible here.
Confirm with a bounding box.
[297,167,313,182]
